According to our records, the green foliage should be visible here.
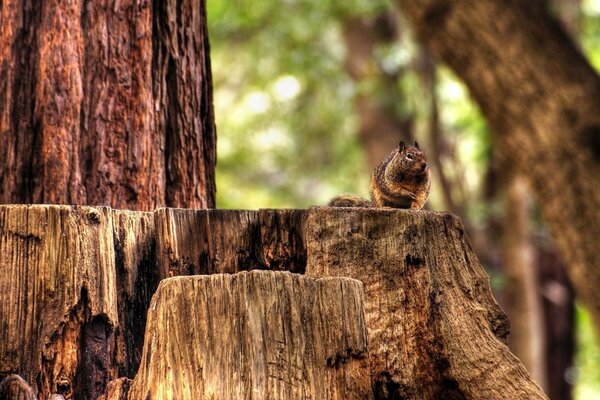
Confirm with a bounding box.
[582,0,600,70]
[575,305,600,399]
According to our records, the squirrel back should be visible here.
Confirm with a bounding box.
[370,141,431,209]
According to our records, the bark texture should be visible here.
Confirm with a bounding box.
[0,0,216,210]
[0,205,158,399]
[395,0,600,335]
[125,272,371,400]
[306,208,547,400]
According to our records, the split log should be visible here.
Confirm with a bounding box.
[125,271,371,400]
[305,207,548,400]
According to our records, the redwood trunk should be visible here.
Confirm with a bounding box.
[396,0,600,338]
[0,0,216,210]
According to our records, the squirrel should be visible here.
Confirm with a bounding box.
[328,141,431,209]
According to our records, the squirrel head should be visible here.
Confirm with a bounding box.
[385,141,429,183]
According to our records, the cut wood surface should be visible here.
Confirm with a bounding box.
[305,207,548,400]
[0,374,37,400]
[0,205,117,399]
[125,271,371,400]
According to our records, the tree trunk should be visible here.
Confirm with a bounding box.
[342,13,414,172]
[306,208,547,400]
[538,246,575,400]
[121,272,371,400]
[0,0,216,210]
[395,0,600,339]
[501,175,547,390]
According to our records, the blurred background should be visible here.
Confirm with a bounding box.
[207,0,600,398]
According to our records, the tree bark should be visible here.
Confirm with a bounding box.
[0,0,216,210]
[124,272,371,400]
[395,0,600,336]
[306,208,547,400]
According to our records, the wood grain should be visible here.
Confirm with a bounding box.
[155,208,306,277]
[126,271,371,400]
[305,207,547,400]
[0,205,158,399]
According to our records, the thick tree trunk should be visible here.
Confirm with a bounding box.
[396,0,600,338]
[305,208,547,399]
[0,0,216,210]
[121,272,371,400]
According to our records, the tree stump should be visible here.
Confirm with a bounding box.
[1,205,549,399]
[124,271,371,400]
[305,207,547,400]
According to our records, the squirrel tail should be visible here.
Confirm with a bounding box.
[328,194,373,208]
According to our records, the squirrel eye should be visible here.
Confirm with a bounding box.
[406,153,414,160]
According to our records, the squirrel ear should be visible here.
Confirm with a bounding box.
[398,141,406,152]
[414,141,420,149]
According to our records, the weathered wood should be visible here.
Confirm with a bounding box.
[112,211,158,378]
[0,205,158,399]
[2,206,549,398]
[0,205,118,399]
[98,378,131,400]
[155,208,306,277]
[0,375,37,400]
[126,271,371,400]
[305,207,548,400]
